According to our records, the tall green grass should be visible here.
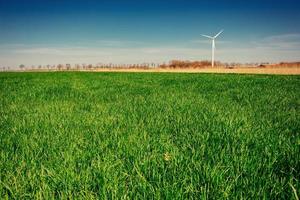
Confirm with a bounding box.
[0,72,299,199]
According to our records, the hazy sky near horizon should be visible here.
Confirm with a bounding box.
[0,0,300,67]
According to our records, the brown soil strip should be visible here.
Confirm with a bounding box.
[91,67,300,75]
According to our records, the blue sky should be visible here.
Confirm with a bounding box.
[0,0,300,67]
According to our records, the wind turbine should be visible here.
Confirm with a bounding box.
[201,30,223,67]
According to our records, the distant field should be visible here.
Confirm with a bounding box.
[0,72,299,199]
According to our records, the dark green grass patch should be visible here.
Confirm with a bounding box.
[0,72,299,199]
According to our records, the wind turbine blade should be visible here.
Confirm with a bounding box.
[214,30,223,38]
[201,34,214,39]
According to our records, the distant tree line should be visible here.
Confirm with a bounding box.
[159,60,260,69]
[1,61,298,72]
[16,63,160,71]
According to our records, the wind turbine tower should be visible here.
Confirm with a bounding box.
[201,30,223,67]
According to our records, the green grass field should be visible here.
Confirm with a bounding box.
[0,72,299,199]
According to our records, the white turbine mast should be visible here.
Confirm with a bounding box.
[201,30,223,67]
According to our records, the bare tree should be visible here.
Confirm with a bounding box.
[66,64,71,70]
[87,64,93,70]
[19,64,25,71]
[57,64,63,71]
